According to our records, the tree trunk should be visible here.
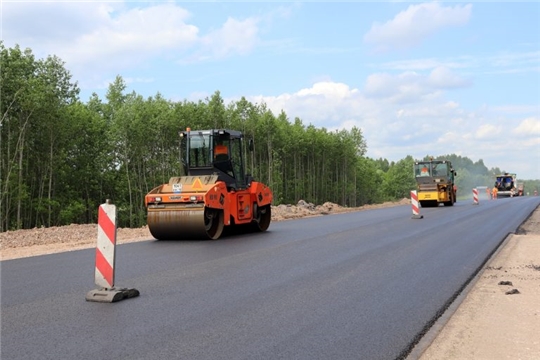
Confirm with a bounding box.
[48,134,54,227]
[17,131,24,229]
[125,153,133,228]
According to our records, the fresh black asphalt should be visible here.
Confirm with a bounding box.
[2,196,539,360]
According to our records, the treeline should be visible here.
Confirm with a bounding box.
[1,44,538,231]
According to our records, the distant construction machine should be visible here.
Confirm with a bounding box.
[494,173,523,197]
[413,159,457,207]
[145,128,273,240]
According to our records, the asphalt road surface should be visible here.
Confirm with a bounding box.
[2,196,539,360]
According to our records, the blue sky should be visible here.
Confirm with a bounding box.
[3,1,540,180]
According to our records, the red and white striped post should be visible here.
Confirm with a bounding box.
[472,188,479,205]
[95,199,117,288]
[410,190,423,219]
[86,200,139,303]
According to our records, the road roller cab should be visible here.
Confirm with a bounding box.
[145,129,272,240]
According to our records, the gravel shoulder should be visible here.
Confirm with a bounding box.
[1,199,539,359]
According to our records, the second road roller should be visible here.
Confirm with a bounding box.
[145,128,273,240]
[413,159,457,207]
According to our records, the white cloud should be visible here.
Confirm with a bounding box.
[67,4,198,66]
[3,2,261,89]
[3,2,118,45]
[248,82,368,131]
[364,72,405,98]
[513,117,540,135]
[364,71,426,102]
[428,66,472,89]
[194,17,260,62]
[296,82,358,98]
[436,131,462,144]
[475,124,501,139]
[3,2,199,88]
[364,2,472,52]
[364,68,469,103]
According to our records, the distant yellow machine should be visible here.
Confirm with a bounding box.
[413,160,457,207]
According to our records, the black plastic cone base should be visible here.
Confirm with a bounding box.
[86,287,140,303]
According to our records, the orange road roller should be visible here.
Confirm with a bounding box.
[145,129,272,240]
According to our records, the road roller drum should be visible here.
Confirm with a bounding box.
[147,206,224,240]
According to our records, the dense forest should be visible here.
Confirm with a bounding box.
[2,43,539,231]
